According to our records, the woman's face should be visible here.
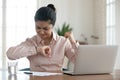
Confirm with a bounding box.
[35,21,53,40]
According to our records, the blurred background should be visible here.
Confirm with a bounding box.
[0,0,120,70]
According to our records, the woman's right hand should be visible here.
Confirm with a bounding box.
[36,46,51,57]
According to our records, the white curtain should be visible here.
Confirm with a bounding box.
[0,0,2,69]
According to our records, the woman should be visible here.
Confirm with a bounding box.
[7,4,79,72]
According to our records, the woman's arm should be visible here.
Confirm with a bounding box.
[64,32,79,63]
[6,38,37,60]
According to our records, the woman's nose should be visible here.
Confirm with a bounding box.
[39,29,45,34]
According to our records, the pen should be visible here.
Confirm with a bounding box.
[24,72,33,74]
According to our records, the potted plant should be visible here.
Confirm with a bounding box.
[55,22,73,37]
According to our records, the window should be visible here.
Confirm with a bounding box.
[106,0,116,45]
[0,0,37,69]
[0,0,2,69]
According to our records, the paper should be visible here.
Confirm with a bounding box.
[32,72,62,76]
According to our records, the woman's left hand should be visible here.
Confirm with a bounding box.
[64,32,76,44]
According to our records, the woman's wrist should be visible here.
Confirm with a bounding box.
[68,36,76,44]
[35,46,38,53]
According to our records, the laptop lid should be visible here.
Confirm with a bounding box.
[64,45,118,75]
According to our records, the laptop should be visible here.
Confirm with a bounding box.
[63,45,118,75]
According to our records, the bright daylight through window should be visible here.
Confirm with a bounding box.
[106,0,116,45]
[0,0,37,69]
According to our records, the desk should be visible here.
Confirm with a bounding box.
[0,70,120,80]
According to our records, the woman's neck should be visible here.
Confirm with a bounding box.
[44,39,52,45]
[44,34,53,45]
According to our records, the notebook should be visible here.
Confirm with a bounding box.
[63,45,118,75]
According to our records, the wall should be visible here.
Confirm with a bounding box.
[94,0,106,44]
[67,0,95,44]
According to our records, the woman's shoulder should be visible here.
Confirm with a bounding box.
[24,35,37,42]
[56,35,68,42]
